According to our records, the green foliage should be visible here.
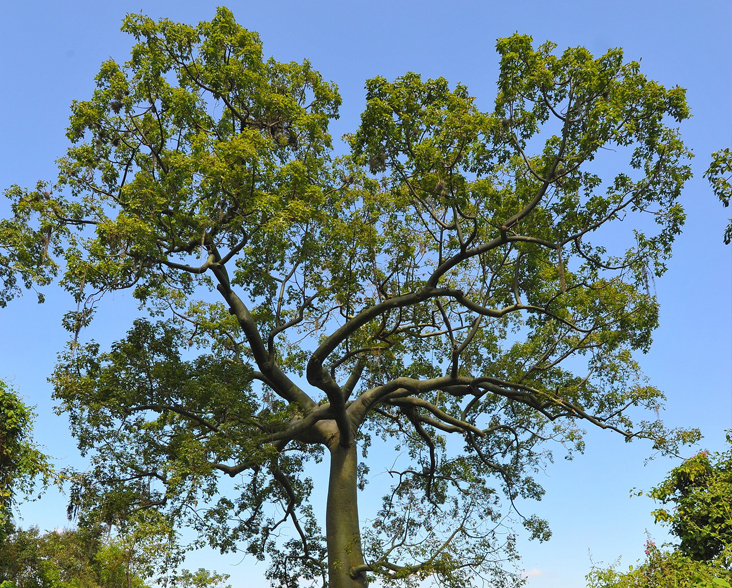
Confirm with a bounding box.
[650,434,732,565]
[587,433,732,587]
[171,568,231,588]
[0,380,51,537]
[587,541,732,588]
[0,524,148,588]
[2,10,699,588]
[0,523,230,588]
[0,182,63,307]
[704,149,732,244]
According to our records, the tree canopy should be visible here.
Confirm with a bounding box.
[1,8,700,588]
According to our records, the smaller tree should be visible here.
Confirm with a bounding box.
[587,433,732,587]
[0,525,44,588]
[650,434,732,566]
[0,524,146,588]
[0,523,231,588]
[0,380,51,539]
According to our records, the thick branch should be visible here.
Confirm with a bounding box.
[215,277,315,412]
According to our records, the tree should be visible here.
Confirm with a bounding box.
[2,8,699,587]
[586,433,732,587]
[0,522,231,588]
[0,524,130,588]
[650,434,732,567]
[0,380,50,540]
[705,148,732,244]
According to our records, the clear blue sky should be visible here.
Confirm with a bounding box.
[1,1,730,587]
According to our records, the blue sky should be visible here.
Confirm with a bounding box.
[1,1,730,587]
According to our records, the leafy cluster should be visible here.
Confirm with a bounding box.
[587,434,732,587]
[0,522,231,588]
[0,380,51,538]
[587,542,732,588]
[650,435,732,566]
[0,524,145,588]
[705,149,732,244]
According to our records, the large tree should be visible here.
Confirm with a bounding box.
[2,9,699,587]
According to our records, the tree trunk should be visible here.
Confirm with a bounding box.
[326,441,366,588]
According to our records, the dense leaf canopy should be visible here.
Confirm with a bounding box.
[1,8,700,587]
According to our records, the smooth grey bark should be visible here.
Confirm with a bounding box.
[326,441,366,588]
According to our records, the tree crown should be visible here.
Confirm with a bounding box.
[2,9,700,587]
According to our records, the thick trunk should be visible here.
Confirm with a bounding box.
[326,441,366,588]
